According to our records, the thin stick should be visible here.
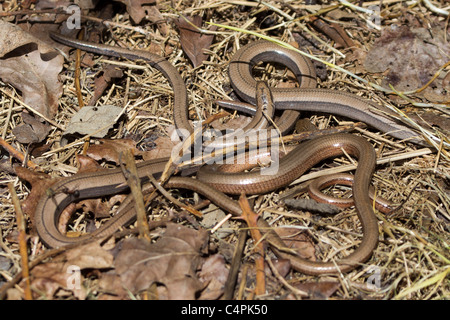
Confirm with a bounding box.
[238,194,265,296]
[0,137,37,169]
[265,256,308,298]
[223,225,247,300]
[8,183,33,300]
[120,151,151,242]
[148,174,202,218]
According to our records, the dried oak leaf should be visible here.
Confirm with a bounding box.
[364,24,450,102]
[275,226,316,261]
[293,281,341,300]
[197,254,228,300]
[175,16,216,68]
[15,166,60,224]
[12,111,51,144]
[113,0,167,33]
[16,154,110,227]
[29,240,113,300]
[88,65,124,106]
[112,223,209,299]
[140,136,178,161]
[0,20,63,119]
[86,138,138,164]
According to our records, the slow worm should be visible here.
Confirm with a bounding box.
[35,134,378,275]
[32,34,425,275]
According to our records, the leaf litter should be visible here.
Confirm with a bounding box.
[0,0,449,301]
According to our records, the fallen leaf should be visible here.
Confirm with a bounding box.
[15,166,60,224]
[275,227,316,261]
[175,16,216,68]
[76,154,104,174]
[364,24,449,102]
[63,105,123,139]
[198,254,229,300]
[113,0,167,34]
[12,112,51,144]
[293,281,341,300]
[140,136,177,160]
[85,138,138,164]
[28,241,113,300]
[0,20,63,119]
[88,65,124,106]
[112,223,209,299]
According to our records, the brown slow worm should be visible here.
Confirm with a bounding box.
[222,40,424,145]
[33,34,423,274]
[50,33,423,144]
[307,173,394,214]
[35,133,378,275]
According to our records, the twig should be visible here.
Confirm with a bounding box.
[7,183,32,300]
[0,137,37,169]
[238,194,265,296]
[265,256,308,298]
[147,174,202,217]
[120,150,151,242]
[223,225,247,300]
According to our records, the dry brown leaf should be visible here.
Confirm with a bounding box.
[364,24,449,102]
[175,16,216,68]
[12,112,51,144]
[77,195,127,219]
[15,166,60,224]
[113,0,167,33]
[35,0,73,10]
[86,138,138,164]
[15,153,119,228]
[0,20,63,119]
[197,254,229,300]
[293,281,341,300]
[112,223,209,299]
[76,154,104,174]
[28,241,113,300]
[140,136,177,160]
[88,65,124,106]
[275,227,316,261]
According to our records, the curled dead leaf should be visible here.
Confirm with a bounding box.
[15,166,60,224]
[27,241,113,300]
[198,254,229,300]
[0,20,63,119]
[175,16,216,68]
[12,112,51,144]
[112,223,209,299]
[365,24,449,102]
[275,226,316,261]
